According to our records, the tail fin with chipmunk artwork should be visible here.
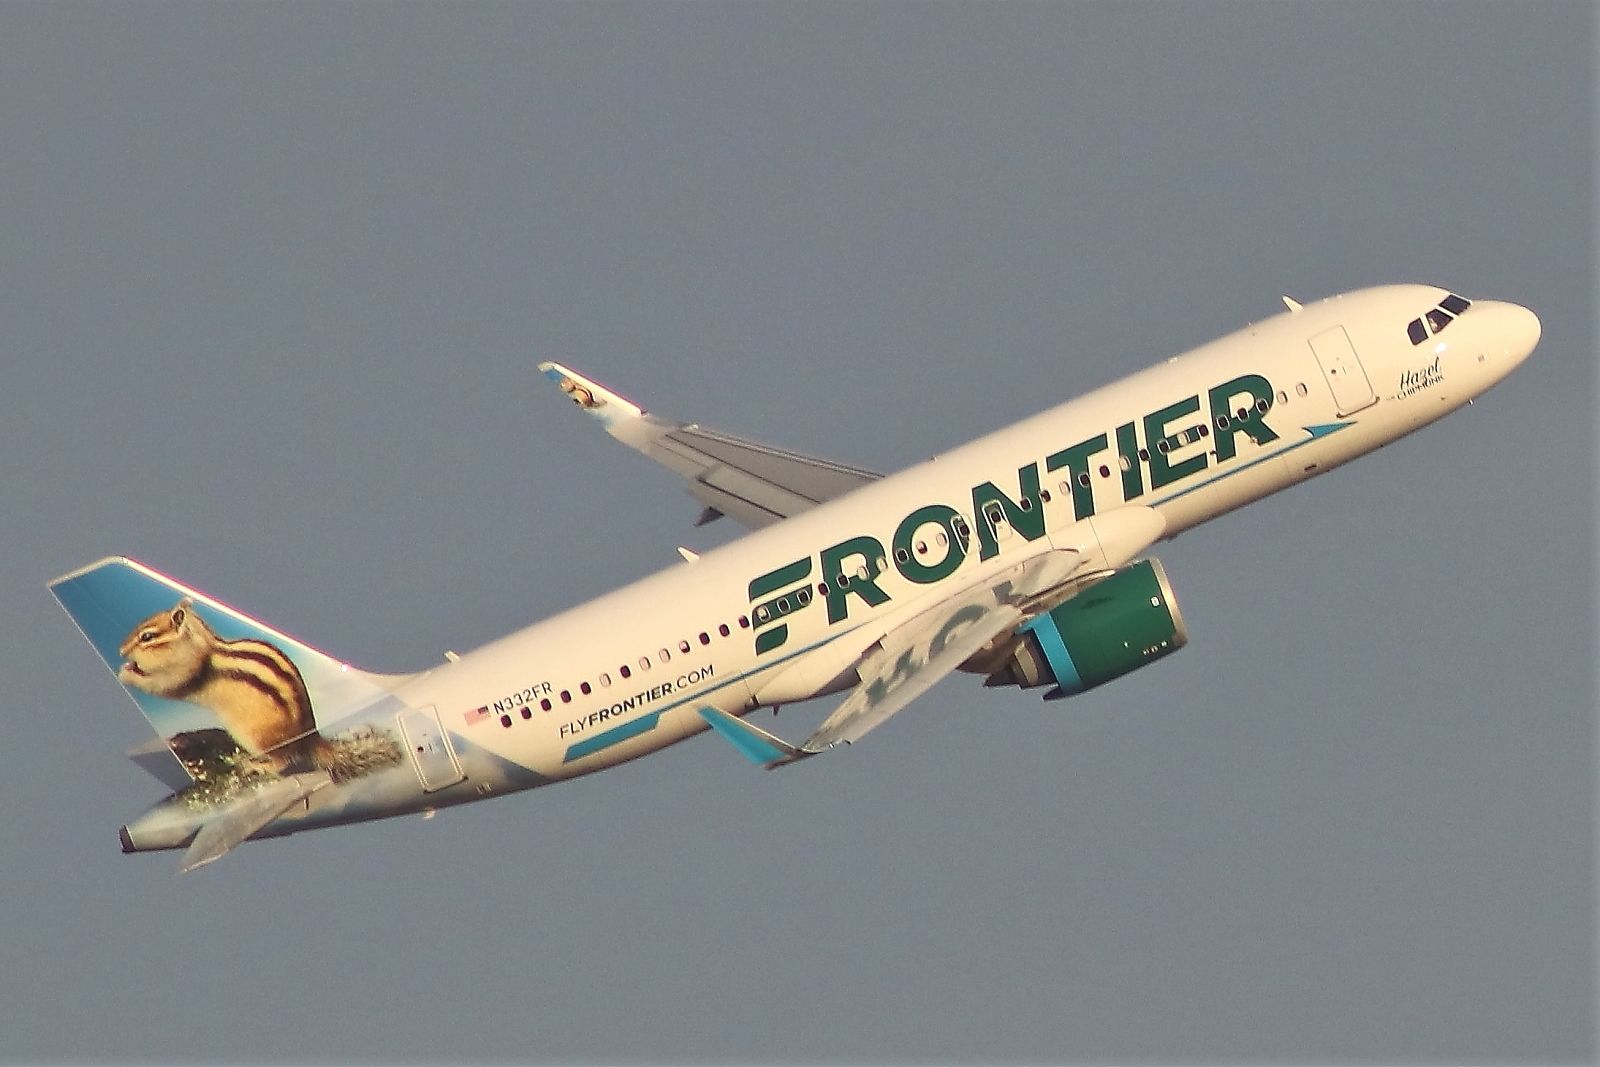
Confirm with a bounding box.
[50,557,417,791]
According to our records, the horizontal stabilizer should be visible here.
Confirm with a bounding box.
[696,706,809,769]
[178,772,331,873]
[126,737,193,793]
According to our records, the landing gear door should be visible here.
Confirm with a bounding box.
[397,706,466,792]
[1308,325,1378,416]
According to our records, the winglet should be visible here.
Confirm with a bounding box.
[538,361,646,428]
[696,706,809,769]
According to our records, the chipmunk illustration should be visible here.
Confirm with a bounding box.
[119,599,329,775]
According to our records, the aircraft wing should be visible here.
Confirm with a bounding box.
[697,506,1171,768]
[798,549,1090,752]
[700,548,1102,768]
[539,361,881,529]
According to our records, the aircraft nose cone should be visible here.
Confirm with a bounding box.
[1511,303,1541,362]
[1489,301,1541,365]
[1466,300,1540,375]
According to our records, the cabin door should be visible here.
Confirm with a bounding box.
[398,706,467,793]
[1308,326,1378,416]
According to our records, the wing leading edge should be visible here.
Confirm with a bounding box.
[539,361,881,528]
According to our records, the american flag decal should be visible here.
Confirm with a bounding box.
[463,705,490,726]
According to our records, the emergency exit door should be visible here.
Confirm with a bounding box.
[1308,325,1378,415]
[397,706,466,792]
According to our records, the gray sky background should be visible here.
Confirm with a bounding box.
[0,4,1591,1063]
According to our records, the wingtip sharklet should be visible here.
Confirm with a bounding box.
[538,361,646,424]
[696,706,809,769]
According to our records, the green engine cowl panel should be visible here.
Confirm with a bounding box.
[1006,559,1188,698]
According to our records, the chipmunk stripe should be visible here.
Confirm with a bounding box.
[217,642,307,690]
[210,663,304,715]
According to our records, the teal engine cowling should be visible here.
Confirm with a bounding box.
[987,559,1188,698]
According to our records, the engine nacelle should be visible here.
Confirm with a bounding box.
[987,558,1188,698]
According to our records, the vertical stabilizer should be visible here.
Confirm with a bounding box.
[50,557,415,783]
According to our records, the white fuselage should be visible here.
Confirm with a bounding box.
[381,284,1536,793]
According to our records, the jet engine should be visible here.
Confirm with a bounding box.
[985,558,1188,698]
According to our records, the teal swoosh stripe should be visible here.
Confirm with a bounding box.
[549,618,873,767]
[563,711,663,763]
[1154,421,1353,504]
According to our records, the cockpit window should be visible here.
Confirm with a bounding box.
[1409,293,1473,344]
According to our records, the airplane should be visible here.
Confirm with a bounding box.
[50,284,1539,872]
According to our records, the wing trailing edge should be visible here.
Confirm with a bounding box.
[539,361,881,529]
